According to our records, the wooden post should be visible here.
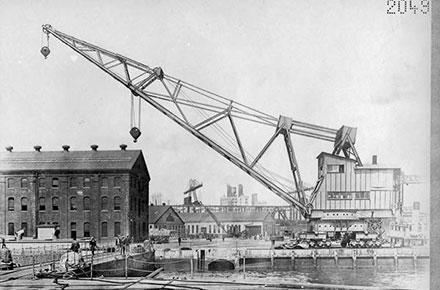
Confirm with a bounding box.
[352,250,357,268]
[394,251,398,268]
[333,250,338,267]
[291,251,295,269]
[373,250,377,267]
[271,250,274,269]
[243,255,246,279]
[190,257,194,279]
[32,254,35,277]
[90,254,94,279]
[125,252,128,279]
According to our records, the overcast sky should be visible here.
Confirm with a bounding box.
[0,0,431,210]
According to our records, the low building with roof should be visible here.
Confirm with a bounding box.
[178,211,276,238]
[148,205,185,236]
[0,144,150,242]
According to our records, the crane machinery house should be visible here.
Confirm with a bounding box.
[0,145,150,242]
[310,153,403,242]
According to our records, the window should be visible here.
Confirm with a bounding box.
[52,197,59,211]
[355,191,371,200]
[114,196,121,210]
[7,223,14,236]
[83,177,91,188]
[328,192,352,200]
[84,222,90,238]
[70,222,77,239]
[327,164,345,173]
[7,197,14,211]
[21,197,28,211]
[7,178,14,188]
[166,214,175,222]
[101,222,108,237]
[142,222,146,235]
[114,177,121,188]
[70,197,77,210]
[52,178,59,188]
[101,177,108,188]
[21,178,28,188]
[101,196,108,211]
[39,178,46,188]
[39,197,46,211]
[83,196,90,211]
[69,177,77,188]
[21,222,28,237]
[114,222,121,237]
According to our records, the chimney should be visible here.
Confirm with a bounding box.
[62,145,70,152]
[5,146,13,152]
[34,145,42,152]
[120,144,127,151]
[90,145,98,151]
[372,155,377,165]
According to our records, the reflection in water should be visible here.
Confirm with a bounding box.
[157,259,429,289]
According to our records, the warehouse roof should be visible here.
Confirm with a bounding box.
[178,211,274,223]
[0,146,147,173]
[149,205,184,224]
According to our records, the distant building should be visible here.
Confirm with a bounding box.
[388,202,429,246]
[179,211,276,237]
[221,184,249,207]
[0,145,150,242]
[148,205,185,236]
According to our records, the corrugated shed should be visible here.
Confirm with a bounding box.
[0,150,142,172]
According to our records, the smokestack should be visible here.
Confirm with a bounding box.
[34,145,42,152]
[372,155,377,165]
[90,145,98,151]
[119,144,127,151]
[5,146,13,152]
[62,145,70,152]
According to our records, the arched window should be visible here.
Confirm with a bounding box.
[52,197,59,211]
[21,197,28,211]
[114,196,121,210]
[70,197,77,211]
[101,177,108,188]
[83,196,90,210]
[7,223,14,235]
[101,196,108,211]
[7,178,14,188]
[7,197,14,211]
[101,222,108,237]
[70,222,77,239]
[114,177,121,188]
[38,178,46,188]
[21,178,28,188]
[83,177,91,188]
[142,222,146,236]
[84,222,90,237]
[21,222,28,237]
[114,222,121,237]
[39,197,46,211]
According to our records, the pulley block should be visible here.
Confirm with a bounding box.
[41,46,50,58]
[130,127,141,143]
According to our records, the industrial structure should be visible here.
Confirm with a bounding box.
[40,25,406,246]
[0,145,150,242]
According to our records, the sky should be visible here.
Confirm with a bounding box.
[0,0,431,210]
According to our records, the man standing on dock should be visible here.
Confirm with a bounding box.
[178,235,182,247]
[89,237,97,256]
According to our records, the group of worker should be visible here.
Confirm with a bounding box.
[70,237,97,255]
[116,235,132,254]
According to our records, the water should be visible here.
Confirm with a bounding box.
[156,259,430,289]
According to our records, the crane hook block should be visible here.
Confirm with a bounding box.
[130,127,141,143]
[41,46,50,58]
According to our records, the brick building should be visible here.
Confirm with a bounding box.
[0,145,150,242]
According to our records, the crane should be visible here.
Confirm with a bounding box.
[40,24,362,219]
[183,180,227,235]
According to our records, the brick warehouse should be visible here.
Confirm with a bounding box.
[0,145,150,242]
